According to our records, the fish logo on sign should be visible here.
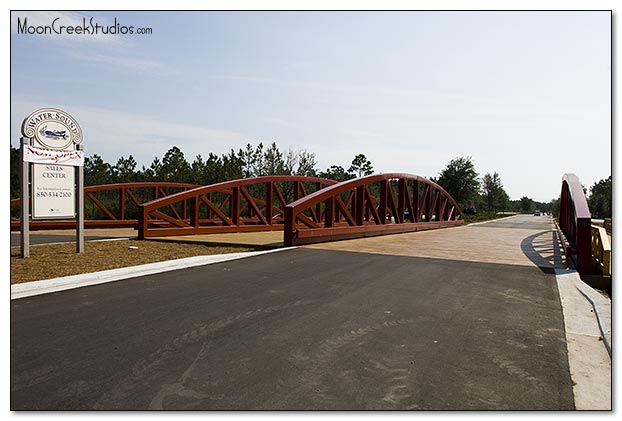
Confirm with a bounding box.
[39,126,68,140]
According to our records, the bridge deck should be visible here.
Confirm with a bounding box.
[150,231,284,249]
[10,215,610,410]
[307,214,564,269]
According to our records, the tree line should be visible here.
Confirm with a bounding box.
[432,156,525,214]
[432,156,611,218]
[9,142,372,196]
[83,143,378,186]
[9,144,611,218]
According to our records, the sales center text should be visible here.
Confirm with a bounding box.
[42,165,68,178]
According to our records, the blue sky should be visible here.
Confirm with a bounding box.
[10,10,611,202]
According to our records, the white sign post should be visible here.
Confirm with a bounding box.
[20,108,84,257]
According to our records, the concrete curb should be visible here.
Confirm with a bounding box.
[555,268,611,357]
[574,277,612,357]
[552,220,611,356]
[11,247,295,300]
[555,268,611,409]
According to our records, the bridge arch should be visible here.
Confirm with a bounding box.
[137,176,338,239]
[284,173,463,246]
[559,173,592,275]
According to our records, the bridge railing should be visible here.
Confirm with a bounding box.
[284,173,463,246]
[137,176,337,239]
[559,173,592,275]
[10,182,199,230]
[591,225,611,276]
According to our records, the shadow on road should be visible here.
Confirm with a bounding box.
[520,230,566,274]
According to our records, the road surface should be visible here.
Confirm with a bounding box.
[11,216,576,410]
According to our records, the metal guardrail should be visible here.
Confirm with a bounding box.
[604,218,612,235]
[591,225,611,276]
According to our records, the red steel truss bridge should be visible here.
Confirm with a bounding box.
[14,172,609,275]
[11,174,465,245]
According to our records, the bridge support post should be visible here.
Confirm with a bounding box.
[397,179,406,223]
[190,196,199,231]
[231,187,240,226]
[138,206,146,240]
[266,182,273,226]
[324,197,334,228]
[355,185,365,225]
[412,180,420,222]
[284,206,295,247]
[119,187,125,221]
[423,185,431,222]
[379,180,387,224]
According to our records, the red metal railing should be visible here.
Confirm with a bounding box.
[284,173,463,246]
[559,173,592,275]
[138,176,338,239]
[10,182,199,230]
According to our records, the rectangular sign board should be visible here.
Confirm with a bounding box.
[32,163,75,219]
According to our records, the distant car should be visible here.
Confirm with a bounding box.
[533,210,541,216]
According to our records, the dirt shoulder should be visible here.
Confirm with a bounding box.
[10,239,254,284]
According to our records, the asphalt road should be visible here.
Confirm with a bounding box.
[11,222,574,410]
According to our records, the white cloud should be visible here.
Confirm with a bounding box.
[210,74,500,104]
[255,116,298,128]
[69,51,163,72]
[338,128,380,138]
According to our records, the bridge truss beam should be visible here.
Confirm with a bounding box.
[137,176,338,239]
